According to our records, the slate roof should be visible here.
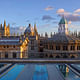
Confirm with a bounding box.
[0,36,21,45]
[46,33,80,43]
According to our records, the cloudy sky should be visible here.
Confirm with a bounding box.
[0,0,80,35]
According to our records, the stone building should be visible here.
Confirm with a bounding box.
[0,21,29,59]
[0,36,29,58]
[42,17,80,58]
[27,17,80,58]
[0,17,80,59]
[0,20,10,36]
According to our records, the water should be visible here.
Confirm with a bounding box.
[33,65,48,80]
[0,64,80,80]
[0,64,24,80]
[57,64,80,80]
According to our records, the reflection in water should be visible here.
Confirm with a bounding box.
[0,64,4,68]
[33,65,48,80]
[57,64,80,80]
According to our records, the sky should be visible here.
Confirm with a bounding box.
[0,0,80,35]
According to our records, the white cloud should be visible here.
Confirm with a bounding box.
[44,6,54,11]
[74,9,80,13]
[10,26,26,35]
[56,9,65,13]
[57,9,80,22]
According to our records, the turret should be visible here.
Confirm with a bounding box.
[34,23,38,35]
[4,20,7,36]
[0,23,2,29]
[58,17,68,35]
[6,24,10,36]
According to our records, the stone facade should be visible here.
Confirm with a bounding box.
[0,18,80,59]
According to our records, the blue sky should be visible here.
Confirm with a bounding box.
[0,0,80,35]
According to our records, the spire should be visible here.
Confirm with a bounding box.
[4,20,6,28]
[34,23,38,35]
[0,23,2,29]
[4,20,7,36]
[6,24,10,36]
[17,33,19,36]
[13,32,16,36]
[29,23,31,27]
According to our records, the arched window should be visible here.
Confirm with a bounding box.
[13,52,17,58]
[5,52,8,58]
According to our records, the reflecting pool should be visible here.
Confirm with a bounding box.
[0,64,80,80]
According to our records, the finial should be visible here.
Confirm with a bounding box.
[29,23,31,27]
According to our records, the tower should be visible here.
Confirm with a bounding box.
[4,20,7,36]
[6,24,10,36]
[34,23,38,35]
[58,17,68,35]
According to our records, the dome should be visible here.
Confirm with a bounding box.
[24,24,34,34]
[59,17,68,24]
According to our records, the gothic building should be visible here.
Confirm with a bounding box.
[0,20,10,36]
[0,17,80,59]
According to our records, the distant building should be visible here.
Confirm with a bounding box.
[0,20,10,36]
[28,17,80,58]
[0,17,80,59]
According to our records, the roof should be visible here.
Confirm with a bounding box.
[0,36,21,45]
[59,17,68,24]
[24,24,34,34]
[46,33,80,43]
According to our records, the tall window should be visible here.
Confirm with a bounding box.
[31,46,34,50]
[13,53,16,58]
[77,46,80,50]
[0,53,1,58]
[5,53,8,58]
[56,46,60,50]
[49,44,53,50]
[63,46,68,50]
[70,46,75,50]
[31,40,34,44]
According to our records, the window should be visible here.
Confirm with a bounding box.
[77,46,80,50]
[13,53,16,58]
[31,40,34,44]
[56,46,60,50]
[0,53,1,58]
[13,46,15,48]
[40,41,43,46]
[70,46,75,50]
[49,44,53,50]
[63,46,68,50]
[5,53,8,58]
[31,46,34,50]
[4,46,6,48]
